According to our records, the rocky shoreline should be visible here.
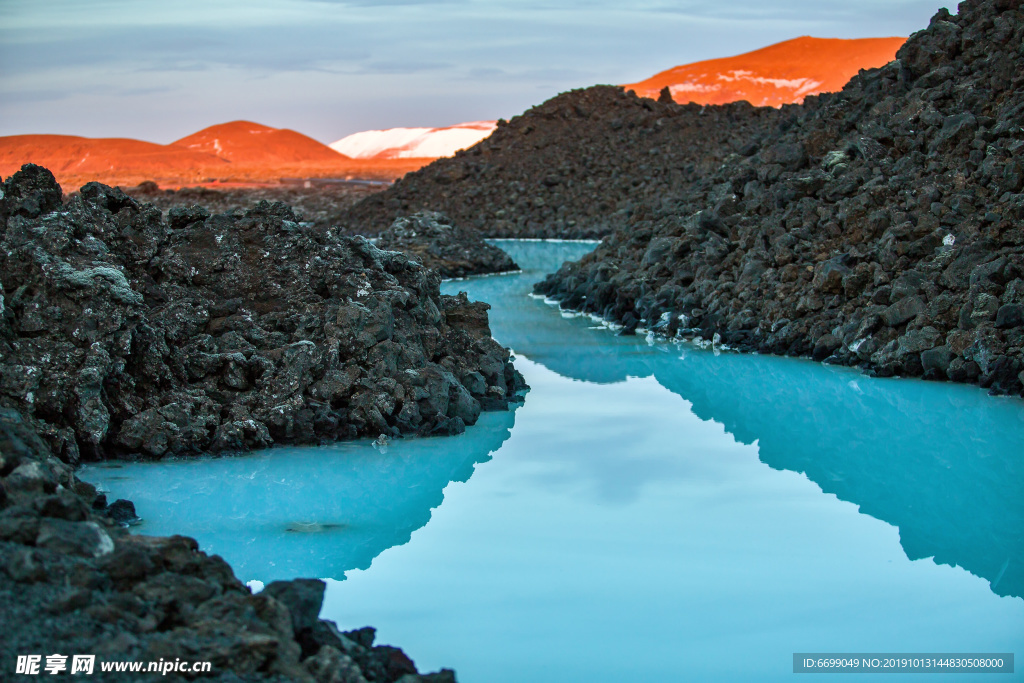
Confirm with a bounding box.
[348,0,1024,397]
[1,407,455,682]
[0,163,529,680]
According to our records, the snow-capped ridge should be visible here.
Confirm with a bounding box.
[331,121,497,160]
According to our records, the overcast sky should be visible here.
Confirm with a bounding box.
[0,0,942,144]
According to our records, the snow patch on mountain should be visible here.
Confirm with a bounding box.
[331,121,497,159]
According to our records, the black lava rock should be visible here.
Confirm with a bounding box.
[0,163,63,225]
[342,86,781,239]
[0,167,526,461]
[105,498,141,526]
[376,210,519,278]
[263,578,327,636]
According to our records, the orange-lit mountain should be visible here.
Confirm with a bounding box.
[172,120,351,165]
[0,122,427,190]
[622,36,905,107]
[0,135,229,180]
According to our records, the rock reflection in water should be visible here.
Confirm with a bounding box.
[82,408,517,583]
[476,240,1024,599]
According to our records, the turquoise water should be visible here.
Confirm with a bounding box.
[83,241,1024,682]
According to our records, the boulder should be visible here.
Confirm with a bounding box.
[376,210,519,278]
[263,578,327,636]
[35,520,114,558]
[882,297,925,328]
[0,164,63,224]
[995,304,1024,329]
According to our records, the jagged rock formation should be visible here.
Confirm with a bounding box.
[0,164,525,464]
[533,0,1024,396]
[376,211,519,279]
[341,86,782,238]
[123,181,384,235]
[0,407,455,682]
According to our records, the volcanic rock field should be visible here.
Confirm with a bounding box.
[2,0,1023,679]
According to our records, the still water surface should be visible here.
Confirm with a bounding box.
[84,241,1024,682]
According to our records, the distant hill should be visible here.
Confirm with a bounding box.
[330,121,497,160]
[622,36,905,107]
[0,123,425,190]
[0,134,228,180]
[173,120,350,165]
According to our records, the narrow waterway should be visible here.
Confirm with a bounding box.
[84,240,1024,682]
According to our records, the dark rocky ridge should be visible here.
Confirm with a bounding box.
[376,211,519,279]
[0,164,525,464]
[123,181,384,235]
[341,86,782,239]
[0,406,455,682]
[533,0,1024,396]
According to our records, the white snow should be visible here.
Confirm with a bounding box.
[750,75,818,95]
[660,71,824,103]
[331,127,432,158]
[713,69,753,82]
[330,121,497,159]
[669,82,721,96]
[716,70,823,95]
[792,79,825,97]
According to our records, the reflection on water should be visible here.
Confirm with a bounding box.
[483,240,1024,600]
[83,241,1024,682]
[83,409,517,582]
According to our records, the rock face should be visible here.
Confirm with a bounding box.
[376,211,519,279]
[532,0,1024,396]
[0,164,525,464]
[342,86,782,239]
[0,406,456,682]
